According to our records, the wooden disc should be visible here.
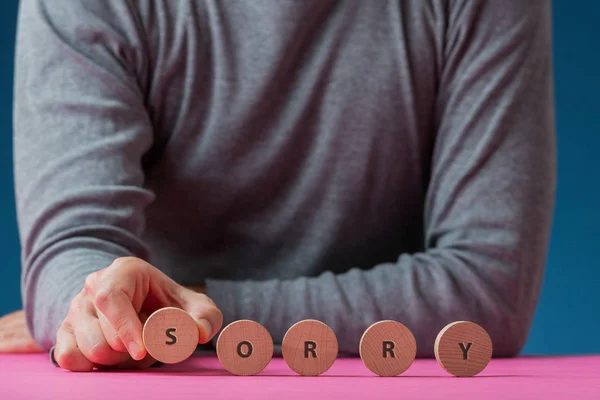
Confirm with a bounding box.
[281,319,338,376]
[216,320,274,376]
[434,321,493,377]
[142,307,199,364]
[359,320,417,376]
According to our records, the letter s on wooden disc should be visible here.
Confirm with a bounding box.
[434,321,493,377]
[216,320,273,376]
[359,320,417,376]
[142,307,199,364]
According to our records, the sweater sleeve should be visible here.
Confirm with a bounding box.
[13,0,154,350]
[206,1,556,357]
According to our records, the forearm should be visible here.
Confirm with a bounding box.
[207,243,546,358]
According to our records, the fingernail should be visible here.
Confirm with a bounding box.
[197,319,213,342]
[128,341,141,359]
[49,346,59,367]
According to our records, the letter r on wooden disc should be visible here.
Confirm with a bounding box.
[142,307,199,364]
[359,320,417,376]
[281,319,338,376]
[434,321,493,377]
[216,320,274,376]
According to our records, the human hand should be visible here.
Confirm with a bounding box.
[0,310,43,353]
[53,257,222,371]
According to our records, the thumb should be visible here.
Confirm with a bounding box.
[173,286,223,344]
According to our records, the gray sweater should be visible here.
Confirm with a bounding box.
[13,0,555,357]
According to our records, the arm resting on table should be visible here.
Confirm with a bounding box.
[206,1,556,357]
[14,0,154,350]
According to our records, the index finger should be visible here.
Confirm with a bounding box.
[85,270,146,360]
[90,285,146,361]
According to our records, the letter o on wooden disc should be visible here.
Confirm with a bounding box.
[359,320,417,376]
[216,320,274,376]
[282,319,338,376]
[142,307,199,364]
[434,321,493,377]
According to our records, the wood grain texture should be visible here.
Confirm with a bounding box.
[359,320,417,376]
[434,321,493,377]
[142,307,199,364]
[216,320,274,376]
[281,319,338,376]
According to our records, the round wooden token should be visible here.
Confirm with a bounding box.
[434,321,493,377]
[359,320,417,376]
[281,319,338,376]
[216,320,274,376]
[142,307,199,364]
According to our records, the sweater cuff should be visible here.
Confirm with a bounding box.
[205,278,240,328]
[24,249,124,351]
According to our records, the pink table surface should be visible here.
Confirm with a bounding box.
[0,353,598,399]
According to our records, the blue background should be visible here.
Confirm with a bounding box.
[0,2,598,355]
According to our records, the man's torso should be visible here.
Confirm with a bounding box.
[136,0,445,284]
